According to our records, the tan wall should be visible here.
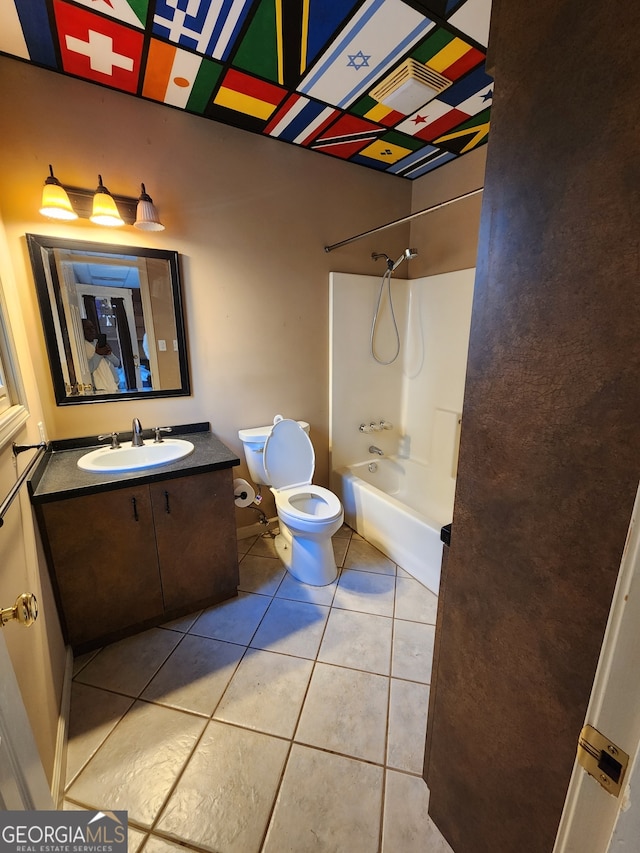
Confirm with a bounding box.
[410,145,487,277]
[0,54,484,786]
[0,57,413,511]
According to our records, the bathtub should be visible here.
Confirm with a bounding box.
[334,456,455,594]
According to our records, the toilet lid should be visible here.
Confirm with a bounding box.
[263,417,315,489]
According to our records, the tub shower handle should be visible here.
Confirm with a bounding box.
[359,424,372,433]
[380,420,393,430]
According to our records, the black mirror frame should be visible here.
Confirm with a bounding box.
[26,234,190,406]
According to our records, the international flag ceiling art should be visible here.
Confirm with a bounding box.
[0,0,492,180]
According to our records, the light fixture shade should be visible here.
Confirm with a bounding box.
[134,183,165,231]
[39,165,78,220]
[90,175,124,227]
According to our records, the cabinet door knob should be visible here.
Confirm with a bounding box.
[132,496,139,522]
[164,490,171,514]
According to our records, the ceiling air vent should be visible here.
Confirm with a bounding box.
[371,58,452,114]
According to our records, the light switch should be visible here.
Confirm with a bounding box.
[158,339,166,351]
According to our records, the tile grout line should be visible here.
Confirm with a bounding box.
[64,626,193,794]
[378,561,399,853]
[143,715,229,843]
[257,529,352,853]
[139,589,273,846]
[65,526,437,848]
[140,584,289,845]
[67,607,253,812]
[155,533,332,851]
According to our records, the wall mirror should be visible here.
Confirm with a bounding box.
[26,234,190,405]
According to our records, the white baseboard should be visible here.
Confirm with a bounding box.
[52,645,73,808]
[237,518,278,539]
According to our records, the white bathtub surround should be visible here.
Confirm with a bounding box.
[330,273,407,473]
[330,269,474,592]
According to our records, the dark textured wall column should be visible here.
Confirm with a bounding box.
[424,2,640,852]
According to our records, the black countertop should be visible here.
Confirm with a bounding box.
[28,423,240,504]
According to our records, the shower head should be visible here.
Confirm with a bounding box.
[372,248,418,272]
[391,247,418,271]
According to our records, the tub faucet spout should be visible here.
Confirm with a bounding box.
[369,445,384,456]
[132,418,145,447]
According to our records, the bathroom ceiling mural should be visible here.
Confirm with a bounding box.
[0,0,492,181]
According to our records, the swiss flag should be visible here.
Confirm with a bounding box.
[53,0,143,93]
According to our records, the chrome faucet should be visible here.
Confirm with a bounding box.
[131,417,145,447]
[369,445,384,456]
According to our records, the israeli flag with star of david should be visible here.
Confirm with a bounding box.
[298,0,434,110]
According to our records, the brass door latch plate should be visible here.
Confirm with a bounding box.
[577,724,629,797]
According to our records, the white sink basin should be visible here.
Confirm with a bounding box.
[77,439,195,473]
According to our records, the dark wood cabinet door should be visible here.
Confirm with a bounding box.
[149,470,238,612]
[38,486,164,649]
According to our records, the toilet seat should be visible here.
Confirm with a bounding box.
[246,416,343,586]
[263,417,315,490]
[264,418,342,526]
[275,484,343,525]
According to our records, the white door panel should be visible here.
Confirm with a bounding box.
[555,482,640,851]
[0,626,53,809]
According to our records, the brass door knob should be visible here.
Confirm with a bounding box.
[0,593,38,628]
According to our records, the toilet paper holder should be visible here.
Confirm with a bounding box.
[234,477,257,508]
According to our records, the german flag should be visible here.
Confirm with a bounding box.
[214,68,288,121]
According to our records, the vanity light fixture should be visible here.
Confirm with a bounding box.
[38,169,164,230]
[90,175,125,227]
[39,165,78,221]
[134,183,165,231]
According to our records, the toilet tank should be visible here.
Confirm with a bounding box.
[238,419,310,486]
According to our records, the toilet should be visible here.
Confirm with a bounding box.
[238,416,344,586]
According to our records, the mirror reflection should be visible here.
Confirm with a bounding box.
[26,235,190,405]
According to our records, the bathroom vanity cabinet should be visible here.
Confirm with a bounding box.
[29,427,240,653]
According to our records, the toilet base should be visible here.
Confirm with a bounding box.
[274,521,339,586]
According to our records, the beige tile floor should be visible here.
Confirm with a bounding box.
[64,526,453,853]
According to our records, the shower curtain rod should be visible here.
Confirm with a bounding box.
[324,186,484,253]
